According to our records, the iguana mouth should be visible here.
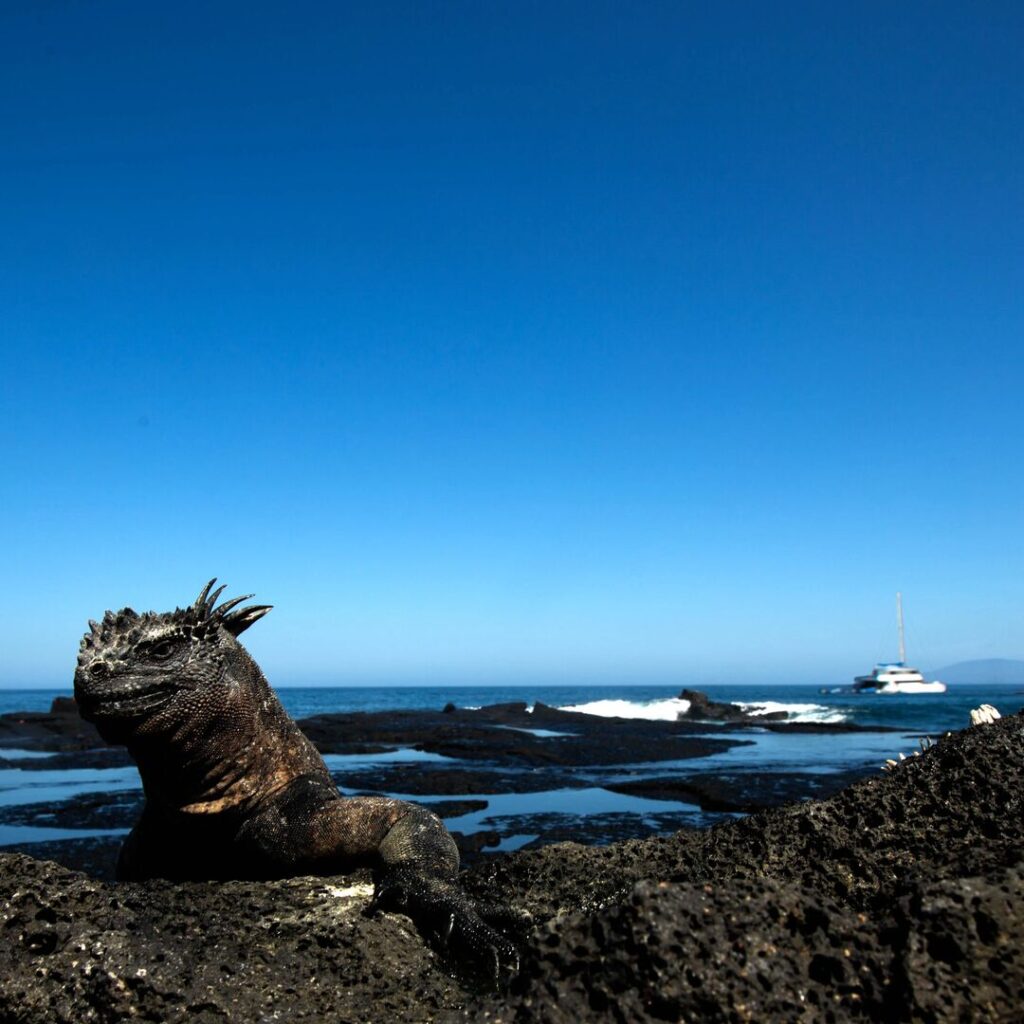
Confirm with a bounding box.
[76,682,177,719]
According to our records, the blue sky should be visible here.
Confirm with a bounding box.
[2,1,1022,687]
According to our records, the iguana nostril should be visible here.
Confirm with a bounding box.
[90,660,111,679]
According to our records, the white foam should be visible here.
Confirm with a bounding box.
[555,696,850,725]
[737,701,849,724]
[556,697,692,721]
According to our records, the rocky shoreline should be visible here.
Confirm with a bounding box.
[0,707,1020,1021]
[0,693,896,874]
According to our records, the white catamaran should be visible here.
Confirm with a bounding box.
[852,593,947,694]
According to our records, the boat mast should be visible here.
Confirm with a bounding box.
[896,591,906,664]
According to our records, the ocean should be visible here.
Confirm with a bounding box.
[4,680,1019,732]
[2,683,1021,857]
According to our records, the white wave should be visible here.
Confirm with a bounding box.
[556,697,692,721]
[737,701,849,724]
[549,695,850,725]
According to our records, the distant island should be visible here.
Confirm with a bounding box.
[928,658,1024,685]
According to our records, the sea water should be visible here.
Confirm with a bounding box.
[4,682,1021,735]
[2,683,1021,853]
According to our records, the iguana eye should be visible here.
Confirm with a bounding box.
[149,638,179,661]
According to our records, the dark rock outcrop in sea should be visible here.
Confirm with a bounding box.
[605,767,872,812]
[677,687,788,722]
[0,697,106,754]
[1,710,1020,1022]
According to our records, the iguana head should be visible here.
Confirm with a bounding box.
[74,580,272,744]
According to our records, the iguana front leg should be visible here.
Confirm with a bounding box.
[241,780,520,976]
[371,803,523,978]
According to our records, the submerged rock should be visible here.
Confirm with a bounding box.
[605,767,873,812]
[331,765,587,796]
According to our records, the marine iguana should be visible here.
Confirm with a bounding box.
[73,580,518,973]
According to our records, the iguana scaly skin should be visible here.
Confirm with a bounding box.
[73,580,517,973]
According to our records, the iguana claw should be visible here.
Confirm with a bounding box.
[370,866,520,982]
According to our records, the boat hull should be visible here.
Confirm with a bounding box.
[852,663,947,694]
[859,681,947,694]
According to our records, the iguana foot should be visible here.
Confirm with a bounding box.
[368,867,520,982]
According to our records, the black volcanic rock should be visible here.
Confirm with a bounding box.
[480,865,1022,1023]
[421,799,488,819]
[2,837,125,882]
[450,830,502,859]
[0,695,106,752]
[300,704,749,767]
[1,712,1020,1022]
[48,696,79,715]
[0,747,134,771]
[508,811,715,849]
[678,687,788,722]
[332,766,585,795]
[606,767,875,812]
[0,859,464,1021]
[465,715,1024,923]
[0,790,143,831]
[462,712,1024,1022]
